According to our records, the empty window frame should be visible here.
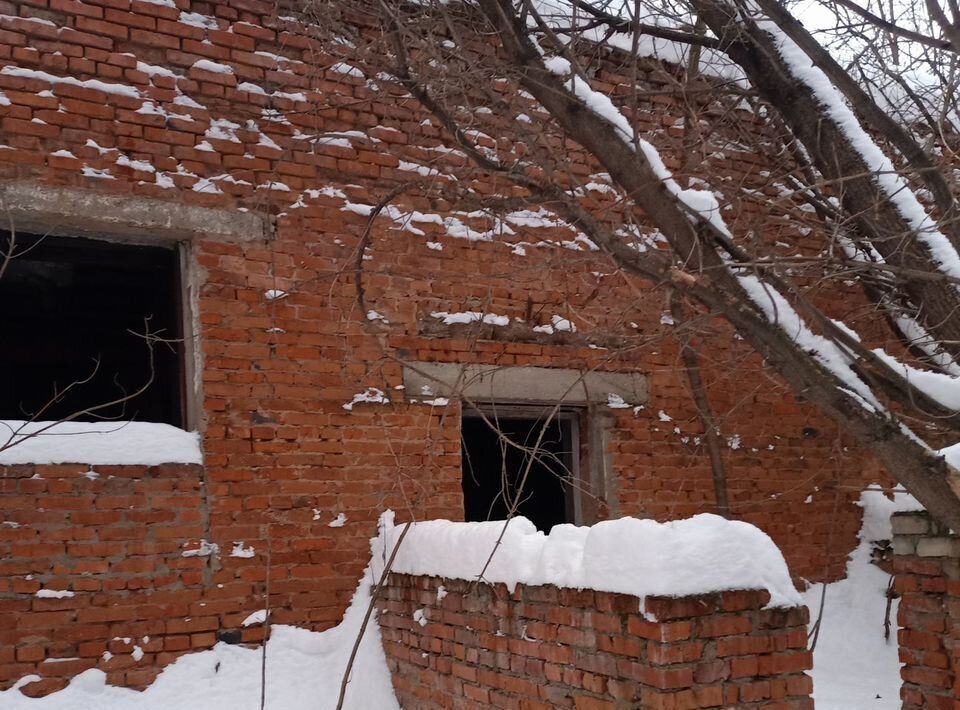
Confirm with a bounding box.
[461,407,581,532]
[0,232,185,426]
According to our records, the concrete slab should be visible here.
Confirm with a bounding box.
[402,362,647,406]
[0,181,269,243]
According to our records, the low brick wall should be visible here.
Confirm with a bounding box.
[0,462,267,697]
[377,574,812,709]
[892,510,960,709]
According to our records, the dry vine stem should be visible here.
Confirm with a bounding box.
[335,521,411,710]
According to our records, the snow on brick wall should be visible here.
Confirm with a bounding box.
[376,513,802,607]
[375,514,810,707]
[0,421,202,466]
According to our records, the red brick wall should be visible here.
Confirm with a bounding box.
[0,0,887,694]
[378,574,813,709]
[892,510,960,709]
[0,462,253,696]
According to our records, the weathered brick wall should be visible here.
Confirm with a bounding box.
[0,0,888,694]
[378,574,813,709]
[0,462,263,696]
[892,510,960,709]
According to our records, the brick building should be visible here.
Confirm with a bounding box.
[0,0,887,695]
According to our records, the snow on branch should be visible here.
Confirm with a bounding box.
[544,57,732,237]
[540,53,891,414]
[733,273,881,411]
[870,347,960,411]
[755,10,960,282]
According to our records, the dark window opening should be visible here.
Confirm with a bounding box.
[461,410,579,532]
[0,232,184,426]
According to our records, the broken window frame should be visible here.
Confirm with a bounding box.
[0,230,195,429]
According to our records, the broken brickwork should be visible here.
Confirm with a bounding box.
[892,511,960,709]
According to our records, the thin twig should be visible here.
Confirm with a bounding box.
[259,524,272,710]
[883,574,897,641]
[809,490,843,651]
[335,521,411,710]
[670,292,729,516]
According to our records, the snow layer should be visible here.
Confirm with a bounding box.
[377,511,801,607]
[940,441,960,469]
[871,347,960,412]
[431,311,510,326]
[0,421,202,466]
[2,574,398,710]
[241,609,267,627]
[804,488,921,708]
[192,59,234,75]
[35,589,75,599]
[0,66,141,98]
[342,388,389,411]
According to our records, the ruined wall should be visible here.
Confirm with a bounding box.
[0,0,884,693]
[892,510,960,709]
[378,574,813,709]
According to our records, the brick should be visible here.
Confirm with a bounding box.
[917,538,960,558]
[18,678,69,698]
[627,618,692,643]
[694,660,730,684]
[892,513,931,536]
[698,615,752,637]
[730,655,759,679]
[716,635,775,657]
[644,595,720,621]
[646,640,704,665]
[899,629,943,652]
[739,680,772,702]
[786,674,814,696]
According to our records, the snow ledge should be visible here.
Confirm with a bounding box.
[375,511,802,608]
[0,421,203,466]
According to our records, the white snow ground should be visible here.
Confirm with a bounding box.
[0,572,399,710]
[803,488,922,709]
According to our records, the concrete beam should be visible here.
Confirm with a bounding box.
[402,362,647,406]
[891,512,931,536]
[0,181,269,243]
[916,537,960,558]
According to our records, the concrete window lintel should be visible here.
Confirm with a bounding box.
[402,362,648,406]
[0,182,269,243]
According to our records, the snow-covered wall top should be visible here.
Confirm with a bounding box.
[0,421,203,466]
[375,512,802,608]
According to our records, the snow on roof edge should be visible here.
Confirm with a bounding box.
[0,420,203,466]
[374,510,803,609]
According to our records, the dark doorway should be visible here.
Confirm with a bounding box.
[0,232,184,425]
[461,410,578,532]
